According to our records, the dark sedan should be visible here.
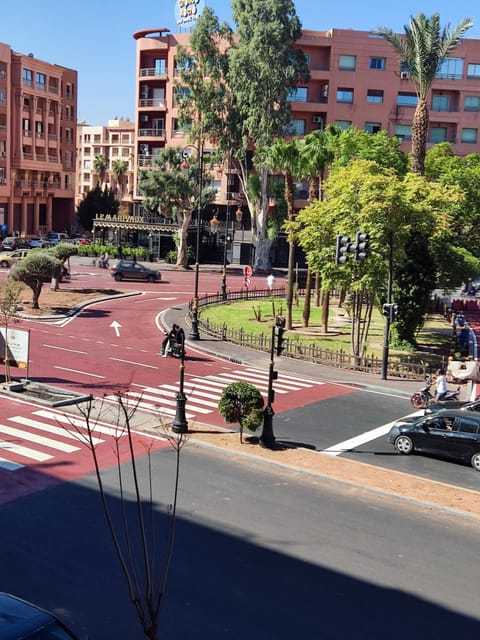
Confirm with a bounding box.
[0,592,79,639]
[110,260,161,282]
[387,409,480,470]
[425,398,480,414]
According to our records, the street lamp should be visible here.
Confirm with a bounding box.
[182,144,204,341]
[172,333,188,433]
[221,154,232,301]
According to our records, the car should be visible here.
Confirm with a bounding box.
[28,237,51,248]
[0,249,30,269]
[47,232,70,245]
[1,237,29,251]
[0,592,79,639]
[110,260,161,282]
[387,409,480,470]
[425,398,480,413]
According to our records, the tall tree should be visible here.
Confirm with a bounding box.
[138,147,216,269]
[76,185,119,232]
[93,154,108,187]
[373,13,473,175]
[178,2,309,271]
[111,159,129,196]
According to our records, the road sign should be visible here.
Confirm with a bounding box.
[244,266,252,278]
[244,277,251,287]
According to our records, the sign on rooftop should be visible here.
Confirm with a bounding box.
[175,0,205,27]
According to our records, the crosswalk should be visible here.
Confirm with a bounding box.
[0,408,141,472]
[104,368,324,421]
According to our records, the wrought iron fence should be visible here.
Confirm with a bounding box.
[191,287,432,380]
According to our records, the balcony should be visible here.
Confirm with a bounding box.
[140,68,167,79]
[139,98,165,109]
[138,128,165,138]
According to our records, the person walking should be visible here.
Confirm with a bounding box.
[434,368,448,401]
[267,273,275,291]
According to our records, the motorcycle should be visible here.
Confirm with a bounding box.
[161,335,185,359]
[410,376,461,409]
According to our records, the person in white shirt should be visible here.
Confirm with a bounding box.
[435,368,448,401]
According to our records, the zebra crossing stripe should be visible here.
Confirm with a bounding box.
[34,409,128,437]
[0,435,52,462]
[226,370,308,392]
[244,368,324,386]
[148,385,219,408]
[0,424,80,453]
[8,416,104,446]
[129,386,218,409]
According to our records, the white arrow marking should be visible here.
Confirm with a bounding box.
[110,320,122,337]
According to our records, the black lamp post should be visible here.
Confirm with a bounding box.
[188,144,204,341]
[260,324,277,449]
[172,335,188,434]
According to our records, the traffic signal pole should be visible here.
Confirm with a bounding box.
[381,232,394,380]
[260,325,277,449]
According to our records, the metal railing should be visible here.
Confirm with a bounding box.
[192,287,432,380]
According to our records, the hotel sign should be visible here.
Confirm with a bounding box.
[175,0,204,26]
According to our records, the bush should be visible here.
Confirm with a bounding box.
[218,381,264,443]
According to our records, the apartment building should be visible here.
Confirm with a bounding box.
[76,119,135,213]
[0,43,77,237]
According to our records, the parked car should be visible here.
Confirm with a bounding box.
[387,409,480,470]
[29,237,51,248]
[110,260,161,282]
[0,248,30,268]
[1,237,29,251]
[0,592,79,639]
[47,232,69,245]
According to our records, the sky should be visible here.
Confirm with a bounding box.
[2,0,480,126]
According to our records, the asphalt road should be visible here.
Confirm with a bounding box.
[2,445,480,640]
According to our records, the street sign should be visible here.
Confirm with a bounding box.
[244,266,252,278]
[244,277,251,287]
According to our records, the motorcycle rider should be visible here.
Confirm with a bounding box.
[161,324,179,357]
[434,368,448,401]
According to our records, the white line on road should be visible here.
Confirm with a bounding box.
[43,344,88,354]
[53,366,106,378]
[108,357,159,369]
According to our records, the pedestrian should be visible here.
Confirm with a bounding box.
[434,368,448,401]
[267,273,275,291]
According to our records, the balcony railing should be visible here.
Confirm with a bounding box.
[138,128,165,138]
[140,68,167,78]
[139,98,165,108]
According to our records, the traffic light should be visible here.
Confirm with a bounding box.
[275,315,286,356]
[382,303,399,322]
[355,231,369,261]
[335,235,353,265]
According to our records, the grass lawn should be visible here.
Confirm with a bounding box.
[201,295,455,362]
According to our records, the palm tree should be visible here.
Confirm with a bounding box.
[256,139,303,330]
[111,159,129,196]
[373,13,473,175]
[93,154,108,187]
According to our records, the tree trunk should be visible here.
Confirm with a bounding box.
[411,100,429,175]
[302,267,312,327]
[32,282,42,309]
[176,210,192,269]
[321,290,330,334]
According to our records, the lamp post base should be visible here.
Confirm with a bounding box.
[172,392,188,433]
[260,406,276,449]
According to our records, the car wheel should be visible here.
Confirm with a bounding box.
[0,260,9,268]
[147,274,155,283]
[471,453,480,471]
[394,435,414,455]
[114,273,123,281]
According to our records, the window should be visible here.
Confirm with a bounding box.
[334,120,352,130]
[336,88,353,103]
[431,95,450,111]
[367,89,384,103]
[461,128,477,143]
[22,118,30,132]
[436,57,463,80]
[370,57,386,70]
[339,55,356,71]
[365,122,381,134]
[397,93,418,107]
[464,95,480,111]
[467,63,480,78]
[154,58,166,76]
[35,72,46,89]
[394,124,412,141]
[284,119,306,136]
[22,68,32,86]
[287,87,308,102]
[304,54,311,68]
[429,127,447,143]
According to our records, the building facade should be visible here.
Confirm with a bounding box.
[0,43,77,238]
[76,118,135,213]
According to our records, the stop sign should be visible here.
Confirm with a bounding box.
[244,266,253,278]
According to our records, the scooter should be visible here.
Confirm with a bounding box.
[410,377,461,409]
[161,336,184,358]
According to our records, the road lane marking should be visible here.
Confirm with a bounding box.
[323,420,400,456]
[8,416,103,445]
[53,366,106,378]
[43,344,88,354]
[108,357,159,369]
[0,424,80,453]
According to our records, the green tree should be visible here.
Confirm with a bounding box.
[373,13,473,175]
[178,2,309,271]
[76,185,119,232]
[218,381,264,443]
[93,154,108,186]
[11,252,62,309]
[138,147,216,269]
[0,279,25,383]
[111,159,129,196]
